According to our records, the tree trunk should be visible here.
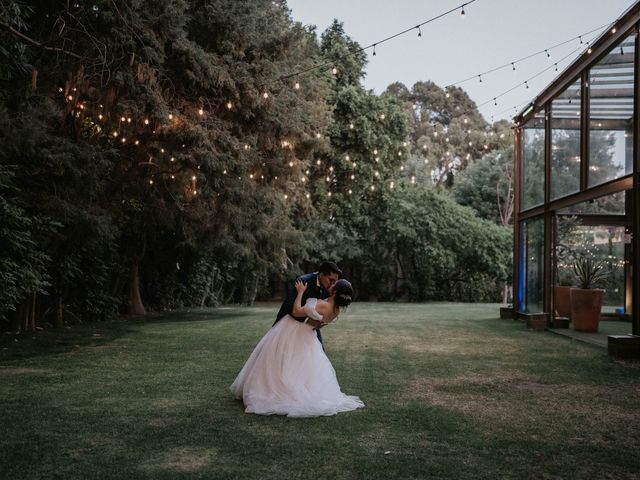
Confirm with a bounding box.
[53,294,64,328]
[128,259,146,315]
[502,283,509,304]
[200,265,219,307]
[28,293,36,332]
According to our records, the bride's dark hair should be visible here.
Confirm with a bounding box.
[334,279,353,308]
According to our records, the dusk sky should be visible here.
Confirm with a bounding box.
[286,0,637,121]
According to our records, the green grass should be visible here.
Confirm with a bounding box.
[2,302,640,479]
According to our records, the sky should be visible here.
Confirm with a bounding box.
[286,0,638,121]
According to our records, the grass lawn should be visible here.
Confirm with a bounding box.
[2,302,640,479]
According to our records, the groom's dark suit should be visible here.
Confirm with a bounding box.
[274,272,329,345]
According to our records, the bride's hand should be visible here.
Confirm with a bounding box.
[295,279,307,293]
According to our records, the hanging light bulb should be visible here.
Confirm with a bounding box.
[417,25,422,37]
[554,63,558,71]
[460,6,465,17]
[545,49,550,58]
[294,80,300,90]
[511,62,516,71]
[332,66,338,75]
[478,74,482,83]
[226,101,233,109]
[372,44,377,56]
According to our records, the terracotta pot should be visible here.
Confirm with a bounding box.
[570,288,604,332]
[554,285,573,318]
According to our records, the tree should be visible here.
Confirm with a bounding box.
[385,81,512,188]
[452,146,515,226]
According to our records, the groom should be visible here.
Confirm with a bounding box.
[274,261,342,345]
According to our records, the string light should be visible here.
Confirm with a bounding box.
[446,22,612,89]
[268,1,475,90]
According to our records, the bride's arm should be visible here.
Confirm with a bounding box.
[292,279,307,317]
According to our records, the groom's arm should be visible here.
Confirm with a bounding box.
[276,273,317,322]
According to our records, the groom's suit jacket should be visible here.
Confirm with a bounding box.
[274,272,329,344]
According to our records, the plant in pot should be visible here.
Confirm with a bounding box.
[570,256,608,332]
[553,270,574,322]
[553,217,579,322]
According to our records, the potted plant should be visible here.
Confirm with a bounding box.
[553,218,579,323]
[570,257,608,332]
[552,272,573,328]
[554,275,574,319]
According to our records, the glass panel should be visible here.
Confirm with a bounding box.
[551,78,581,200]
[589,32,635,187]
[520,218,544,313]
[556,189,626,215]
[521,112,545,210]
[555,217,628,315]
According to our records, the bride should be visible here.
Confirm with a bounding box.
[230,278,364,417]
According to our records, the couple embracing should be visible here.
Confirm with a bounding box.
[230,261,365,418]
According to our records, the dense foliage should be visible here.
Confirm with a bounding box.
[0,0,513,330]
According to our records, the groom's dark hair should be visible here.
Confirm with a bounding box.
[318,260,342,276]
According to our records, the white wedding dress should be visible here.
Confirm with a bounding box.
[230,298,365,417]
